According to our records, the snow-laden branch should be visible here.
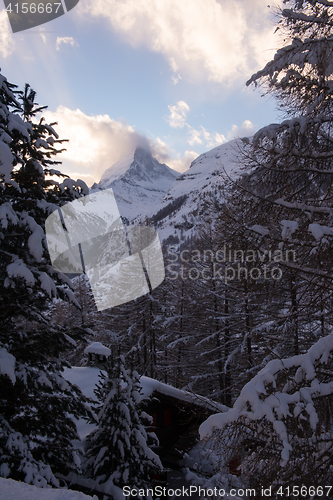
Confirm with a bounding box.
[283,8,333,26]
[308,0,333,6]
[247,36,333,87]
[275,197,333,215]
[200,334,333,465]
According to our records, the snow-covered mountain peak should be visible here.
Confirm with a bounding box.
[121,146,178,187]
[99,151,136,186]
[92,147,180,220]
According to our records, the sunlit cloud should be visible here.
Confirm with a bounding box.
[227,119,254,139]
[188,127,203,147]
[0,10,16,58]
[187,125,227,149]
[186,120,254,149]
[78,0,281,84]
[167,149,199,173]
[171,74,182,85]
[56,36,79,51]
[39,107,254,184]
[40,106,196,182]
[167,101,190,128]
[42,106,151,183]
[150,137,197,173]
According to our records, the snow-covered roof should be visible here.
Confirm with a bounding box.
[84,342,111,356]
[140,375,228,414]
[63,367,227,415]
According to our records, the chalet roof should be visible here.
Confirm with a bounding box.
[140,376,228,414]
[63,367,228,415]
[84,342,111,357]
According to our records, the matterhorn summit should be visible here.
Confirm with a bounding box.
[92,146,179,221]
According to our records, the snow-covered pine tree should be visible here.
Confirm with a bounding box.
[84,357,161,493]
[125,367,162,483]
[0,72,90,485]
[247,0,333,116]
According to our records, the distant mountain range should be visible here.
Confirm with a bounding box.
[91,140,242,241]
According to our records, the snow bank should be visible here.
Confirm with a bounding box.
[0,478,97,500]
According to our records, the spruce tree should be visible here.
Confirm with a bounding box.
[84,357,161,493]
[0,72,90,485]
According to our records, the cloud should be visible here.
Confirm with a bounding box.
[0,10,15,58]
[168,149,199,173]
[40,108,252,183]
[56,37,79,51]
[187,125,227,149]
[78,0,280,84]
[188,127,203,147]
[40,33,47,44]
[150,137,198,173]
[40,106,196,182]
[41,106,151,183]
[227,119,254,139]
[167,101,190,128]
[186,120,254,149]
[171,74,182,85]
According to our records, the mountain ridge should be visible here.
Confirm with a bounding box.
[142,139,242,242]
[92,140,242,240]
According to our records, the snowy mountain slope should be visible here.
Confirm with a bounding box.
[147,139,243,241]
[92,147,179,220]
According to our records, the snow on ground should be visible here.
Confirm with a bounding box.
[0,478,97,500]
[63,366,101,402]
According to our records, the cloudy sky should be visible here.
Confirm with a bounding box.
[1,0,282,185]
